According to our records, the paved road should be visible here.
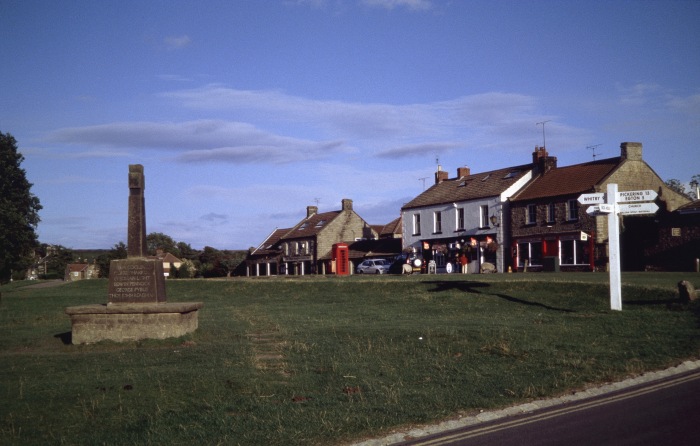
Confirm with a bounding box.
[395,370,700,446]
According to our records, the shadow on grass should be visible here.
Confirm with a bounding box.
[54,331,72,345]
[624,299,682,307]
[424,280,574,313]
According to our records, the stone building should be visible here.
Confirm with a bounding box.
[401,161,536,274]
[65,262,99,281]
[509,142,691,272]
[246,199,400,276]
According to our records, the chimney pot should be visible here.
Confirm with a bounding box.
[435,167,449,184]
[457,166,470,178]
[307,206,318,218]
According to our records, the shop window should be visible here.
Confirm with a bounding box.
[560,239,590,265]
[518,241,542,267]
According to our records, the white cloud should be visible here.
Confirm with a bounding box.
[164,35,191,50]
[361,0,433,11]
[47,87,592,168]
[375,142,461,159]
[160,85,556,145]
[48,120,351,164]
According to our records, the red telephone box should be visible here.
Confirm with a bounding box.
[333,243,350,275]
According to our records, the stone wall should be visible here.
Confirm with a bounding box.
[316,210,375,260]
[511,198,595,238]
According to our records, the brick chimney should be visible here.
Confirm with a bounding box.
[532,146,548,164]
[341,198,353,211]
[532,146,557,174]
[435,165,449,184]
[620,142,643,161]
[457,166,470,178]
[307,206,317,218]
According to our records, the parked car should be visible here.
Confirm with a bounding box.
[356,259,392,274]
[389,252,424,274]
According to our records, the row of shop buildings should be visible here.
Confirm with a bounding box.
[246,142,699,275]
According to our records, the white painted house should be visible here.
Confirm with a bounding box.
[401,159,537,274]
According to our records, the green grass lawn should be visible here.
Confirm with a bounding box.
[1,273,699,445]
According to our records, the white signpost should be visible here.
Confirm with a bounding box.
[617,190,658,203]
[617,202,659,215]
[578,193,606,205]
[579,184,659,311]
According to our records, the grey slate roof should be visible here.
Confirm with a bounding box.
[402,164,533,210]
[281,210,342,240]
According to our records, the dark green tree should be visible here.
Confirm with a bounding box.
[42,244,74,280]
[0,132,42,283]
[176,241,196,259]
[96,241,127,277]
[146,232,179,256]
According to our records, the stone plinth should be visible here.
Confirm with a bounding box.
[65,302,203,344]
[65,164,202,345]
[108,258,166,304]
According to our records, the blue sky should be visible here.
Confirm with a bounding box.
[2,0,699,250]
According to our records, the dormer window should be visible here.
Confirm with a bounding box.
[481,174,491,181]
[315,220,326,228]
[298,222,309,230]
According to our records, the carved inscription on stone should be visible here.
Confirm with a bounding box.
[108,259,166,304]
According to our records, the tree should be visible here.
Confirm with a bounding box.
[690,175,700,200]
[146,232,178,256]
[176,241,196,259]
[665,179,687,196]
[665,175,700,200]
[0,132,42,283]
[96,241,127,277]
[41,244,74,280]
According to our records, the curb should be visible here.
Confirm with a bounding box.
[351,359,700,446]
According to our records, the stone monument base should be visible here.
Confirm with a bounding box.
[65,302,203,345]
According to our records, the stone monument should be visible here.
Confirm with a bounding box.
[66,165,203,344]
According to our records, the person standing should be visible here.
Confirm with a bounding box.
[460,253,469,274]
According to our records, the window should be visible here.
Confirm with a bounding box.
[560,239,590,265]
[315,220,326,228]
[567,199,579,221]
[413,214,421,235]
[480,205,489,228]
[456,207,465,230]
[547,203,556,223]
[518,241,542,267]
[434,211,442,233]
[527,204,537,225]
